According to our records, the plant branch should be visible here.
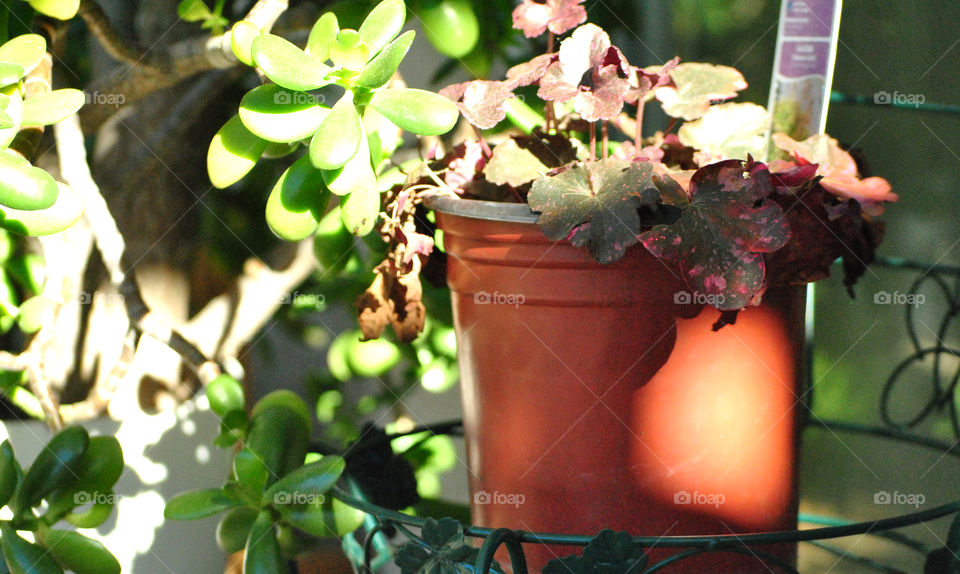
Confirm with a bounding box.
[78,0,145,67]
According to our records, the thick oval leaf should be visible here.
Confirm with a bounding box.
[0,64,24,88]
[164,488,240,520]
[310,94,361,170]
[177,0,211,22]
[245,511,287,574]
[0,88,22,151]
[233,448,269,492]
[62,500,113,528]
[321,128,375,197]
[313,205,354,273]
[420,0,479,58]
[0,111,11,130]
[329,31,370,71]
[16,426,88,510]
[0,35,46,76]
[238,84,329,143]
[27,0,80,20]
[262,141,299,159]
[266,154,331,241]
[41,530,120,574]
[1,524,62,574]
[0,152,58,211]
[16,295,55,334]
[369,88,458,136]
[306,12,339,62]
[20,89,84,127]
[0,182,83,237]
[230,21,261,67]
[0,441,18,508]
[358,0,406,55]
[338,178,379,236]
[264,456,345,507]
[207,115,267,189]
[356,30,414,89]
[206,373,245,416]
[284,495,365,538]
[44,436,124,521]
[247,391,312,485]
[252,34,333,92]
[216,506,258,554]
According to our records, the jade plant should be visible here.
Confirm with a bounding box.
[0,426,123,574]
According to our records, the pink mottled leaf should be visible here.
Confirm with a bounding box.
[505,53,555,88]
[440,80,515,129]
[528,158,659,263]
[624,57,679,103]
[640,160,790,309]
[512,0,587,38]
[654,63,747,120]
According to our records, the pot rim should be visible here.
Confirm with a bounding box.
[422,193,539,224]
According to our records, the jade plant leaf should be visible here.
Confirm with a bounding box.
[370,88,459,136]
[329,30,370,71]
[0,181,83,237]
[0,64,24,87]
[238,84,329,143]
[245,511,288,574]
[640,160,790,310]
[356,30,414,89]
[207,115,268,189]
[44,435,125,522]
[20,88,85,127]
[282,495,364,538]
[230,21,261,66]
[483,138,547,187]
[678,102,768,165]
[528,158,659,263]
[0,88,22,149]
[338,171,380,236]
[306,12,339,61]
[0,35,46,77]
[655,62,747,121]
[177,0,211,21]
[543,530,647,574]
[216,507,258,554]
[419,0,479,58]
[263,456,345,507]
[251,34,333,92]
[164,488,241,520]
[322,126,375,196]
[1,523,62,574]
[0,441,18,508]
[266,154,331,241]
[358,0,406,55]
[206,373,245,417]
[27,0,80,20]
[310,93,361,170]
[16,426,88,510]
[42,530,120,574]
[0,152,58,211]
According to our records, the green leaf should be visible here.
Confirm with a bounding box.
[306,12,339,62]
[244,511,288,574]
[640,160,790,310]
[0,181,83,237]
[27,0,80,20]
[0,35,46,77]
[310,94,361,170]
[264,456,345,507]
[0,89,22,150]
[0,524,62,574]
[0,152,58,211]
[528,158,659,263]
[678,102,768,163]
[262,141,299,160]
[322,125,375,196]
[338,182,380,236]
[62,500,113,528]
[347,336,400,376]
[0,112,12,130]
[283,495,364,538]
[164,488,240,521]
[20,89,84,127]
[207,115,267,189]
[544,530,647,574]
[216,506,258,554]
[45,435,124,521]
[0,442,18,508]
[238,84,329,143]
[177,0,211,22]
[6,253,44,295]
[246,391,312,487]
[230,21,261,67]
[41,530,120,574]
[251,34,333,92]
[419,0,479,58]
[356,30,414,89]
[0,64,24,88]
[369,88,459,136]
[483,138,547,187]
[358,0,406,55]
[233,448,269,492]
[16,426,88,511]
[657,62,747,121]
[265,154,331,241]
[15,295,55,334]
[395,517,490,574]
[313,205,355,272]
[206,373,245,416]
[329,30,370,71]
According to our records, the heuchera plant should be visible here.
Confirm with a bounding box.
[371,0,895,334]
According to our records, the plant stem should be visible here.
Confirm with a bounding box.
[589,122,596,161]
[634,98,645,158]
[602,121,609,159]
[472,124,492,158]
[544,31,556,133]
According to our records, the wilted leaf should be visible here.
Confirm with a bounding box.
[528,158,659,263]
[655,62,747,120]
[641,160,789,309]
[512,0,587,38]
[483,138,548,186]
[678,102,768,165]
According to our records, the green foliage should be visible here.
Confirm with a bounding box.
[176,0,228,34]
[543,530,648,574]
[395,517,501,574]
[416,0,479,58]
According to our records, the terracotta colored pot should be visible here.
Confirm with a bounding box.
[429,197,805,573]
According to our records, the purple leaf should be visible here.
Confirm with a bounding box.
[440,79,515,129]
[505,53,556,88]
[640,160,790,309]
[512,0,587,39]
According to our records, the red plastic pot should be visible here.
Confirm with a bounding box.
[429,197,806,573]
